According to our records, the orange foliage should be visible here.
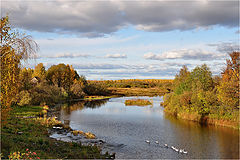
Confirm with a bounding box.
[218,52,239,109]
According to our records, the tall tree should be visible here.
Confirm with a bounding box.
[190,64,214,92]
[217,52,240,109]
[46,64,73,92]
[174,65,191,95]
[0,16,38,123]
[19,68,33,90]
[32,63,46,80]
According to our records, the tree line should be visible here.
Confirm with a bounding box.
[89,79,173,90]
[162,52,239,124]
[14,63,110,107]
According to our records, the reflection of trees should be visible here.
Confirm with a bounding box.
[61,99,108,113]
[84,99,108,108]
[164,114,217,158]
[164,114,239,159]
[215,126,239,159]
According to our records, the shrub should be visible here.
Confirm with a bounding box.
[70,82,86,99]
[15,91,32,106]
[29,82,67,105]
[84,82,110,96]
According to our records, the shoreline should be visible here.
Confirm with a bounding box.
[1,105,114,159]
[66,94,239,130]
[164,110,239,130]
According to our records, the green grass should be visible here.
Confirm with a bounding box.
[1,105,112,159]
[125,99,153,106]
[13,106,43,117]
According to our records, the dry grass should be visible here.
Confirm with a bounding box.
[108,87,167,96]
[71,130,96,139]
[125,99,153,106]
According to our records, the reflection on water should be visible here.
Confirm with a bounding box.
[61,99,108,114]
[164,114,239,159]
[57,96,239,159]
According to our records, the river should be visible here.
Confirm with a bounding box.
[55,96,239,159]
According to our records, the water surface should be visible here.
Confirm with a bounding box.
[58,96,239,159]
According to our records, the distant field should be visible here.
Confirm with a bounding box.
[88,79,173,96]
[108,87,167,96]
[88,79,173,88]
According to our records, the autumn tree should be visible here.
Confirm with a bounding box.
[46,63,79,92]
[19,67,33,90]
[174,65,191,95]
[32,63,46,81]
[69,65,79,82]
[189,64,215,115]
[217,52,240,109]
[0,16,38,122]
[190,64,214,92]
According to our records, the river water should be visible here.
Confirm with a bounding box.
[57,96,239,159]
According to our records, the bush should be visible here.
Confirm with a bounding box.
[15,91,32,106]
[70,82,86,99]
[84,82,110,96]
[29,82,67,105]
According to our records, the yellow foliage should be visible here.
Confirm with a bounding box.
[84,132,96,139]
[8,152,21,160]
[217,52,239,109]
[71,130,84,136]
[43,105,49,110]
[71,130,96,139]
[1,16,38,123]
[34,117,61,127]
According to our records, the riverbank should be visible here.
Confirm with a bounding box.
[1,105,113,159]
[164,109,239,129]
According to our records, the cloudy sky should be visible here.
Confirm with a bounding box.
[2,0,239,79]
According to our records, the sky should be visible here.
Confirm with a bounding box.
[1,0,239,80]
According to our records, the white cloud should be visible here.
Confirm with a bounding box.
[208,42,239,53]
[41,53,90,58]
[144,49,225,61]
[105,54,127,58]
[2,0,238,36]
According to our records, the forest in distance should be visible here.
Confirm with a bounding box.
[1,13,239,160]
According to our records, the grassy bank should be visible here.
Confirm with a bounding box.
[164,107,239,129]
[125,99,153,106]
[1,105,112,159]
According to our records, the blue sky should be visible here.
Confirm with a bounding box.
[2,0,239,79]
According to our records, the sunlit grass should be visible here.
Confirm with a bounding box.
[125,99,153,106]
[1,105,112,159]
[109,87,166,96]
